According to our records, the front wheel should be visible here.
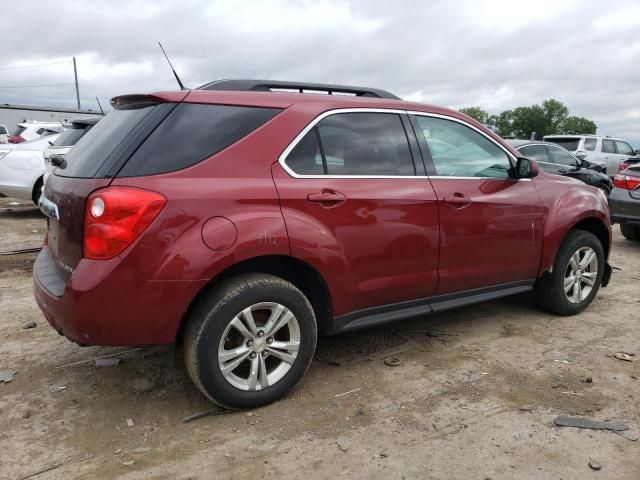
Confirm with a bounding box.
[184,274,317,409]
[534,230,605,315]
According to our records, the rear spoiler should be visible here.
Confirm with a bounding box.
[110,92,189,110]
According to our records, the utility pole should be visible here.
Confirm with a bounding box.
[73,56,81,110]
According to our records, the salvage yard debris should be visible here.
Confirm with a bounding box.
[554,416,629,432]
[0,369,16,383]
[181,408,226,423]
[613,352,637,362]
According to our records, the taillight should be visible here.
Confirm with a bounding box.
[83,187,166,260]
[613,174,640,191]
[8,135,25,143]
[619,162,630,172]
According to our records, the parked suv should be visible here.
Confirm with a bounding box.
[34,80,612,409]
[544,134,639,176]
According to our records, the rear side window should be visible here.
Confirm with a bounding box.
[602,139,616,153]
[119,104,281,176]
[0,126,8,134]
[11,126,26,136]
[284,112,415,176]
[584,138,597,151]
[545,137,580,151]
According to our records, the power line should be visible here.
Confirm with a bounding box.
[0,83,75,89]
[0,60,70,71]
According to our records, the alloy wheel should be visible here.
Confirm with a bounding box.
[217,302,300,391]
[564,246,598,304]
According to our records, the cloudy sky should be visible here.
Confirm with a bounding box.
[2,0,639,145]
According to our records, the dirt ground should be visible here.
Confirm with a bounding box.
[0,196,638,480]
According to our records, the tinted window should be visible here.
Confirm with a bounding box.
[52,126,91,147]
[518,144,549,163]
[58,105,157,177]
[602,139,616,153]
[584,138,597,151]
[547,146,578,166]
[120,104,281,176]
[285,113,415,176]
[416,116,511,178]
[0,126,7,134]
[615,140,634,156]
[11,126,25,136]
[285,129,324,175]
[545,137,580,151]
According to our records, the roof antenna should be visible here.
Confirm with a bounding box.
[158,42,186,90]
[95,96,105,115]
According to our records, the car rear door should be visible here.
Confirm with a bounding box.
[411,113,544,294]
[272,110,440,316]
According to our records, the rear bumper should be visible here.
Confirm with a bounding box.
[33,248,204,346]
[609,187,640,225]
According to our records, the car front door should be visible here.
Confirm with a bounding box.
[613,140,635,174]
[272,110,440,316]
[411,113,545,294]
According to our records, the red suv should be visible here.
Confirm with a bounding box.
[34,80,612,409]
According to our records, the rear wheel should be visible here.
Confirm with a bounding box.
[620,224,640,241]
[534,230,604,315]
[184,273,317,409]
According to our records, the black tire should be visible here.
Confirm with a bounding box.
[534,230,605,315]
[620,224,640,241]
[184,273,317,409]
[32,177,43,205]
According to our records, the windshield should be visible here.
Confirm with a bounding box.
[545,137,580,151]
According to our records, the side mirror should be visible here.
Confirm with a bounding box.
[514,157,539,179]
[575,150,587,160]
[580,159,590,169]
[635,149,640,156]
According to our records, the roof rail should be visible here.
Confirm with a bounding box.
[196,79,401,100]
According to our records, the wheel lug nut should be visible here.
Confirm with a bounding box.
[250,352,257,359]
[247,340,253,347]
[267,337,273,344]
[257,330,264,338]
[262,351,269,357]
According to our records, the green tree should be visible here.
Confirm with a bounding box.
[510,105,547,140]
[541,99,569,136]
[459,106,489,124]
[488,110,514,137]
[561,116,597,135]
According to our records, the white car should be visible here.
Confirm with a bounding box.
[0,134,59,204]
[543,134,639,176]
[43,117,101,183]
[0,124,8,144]
[8,121,63,144]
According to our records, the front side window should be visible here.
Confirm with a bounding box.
[284,112,415,176]
[615,141,634,156]
[518,144,549,163]
[602,139,616,153]
[415,116,511,178]
[584,138,597,151]
[547,146,578,166]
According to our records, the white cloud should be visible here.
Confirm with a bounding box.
[1,0,639,145]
